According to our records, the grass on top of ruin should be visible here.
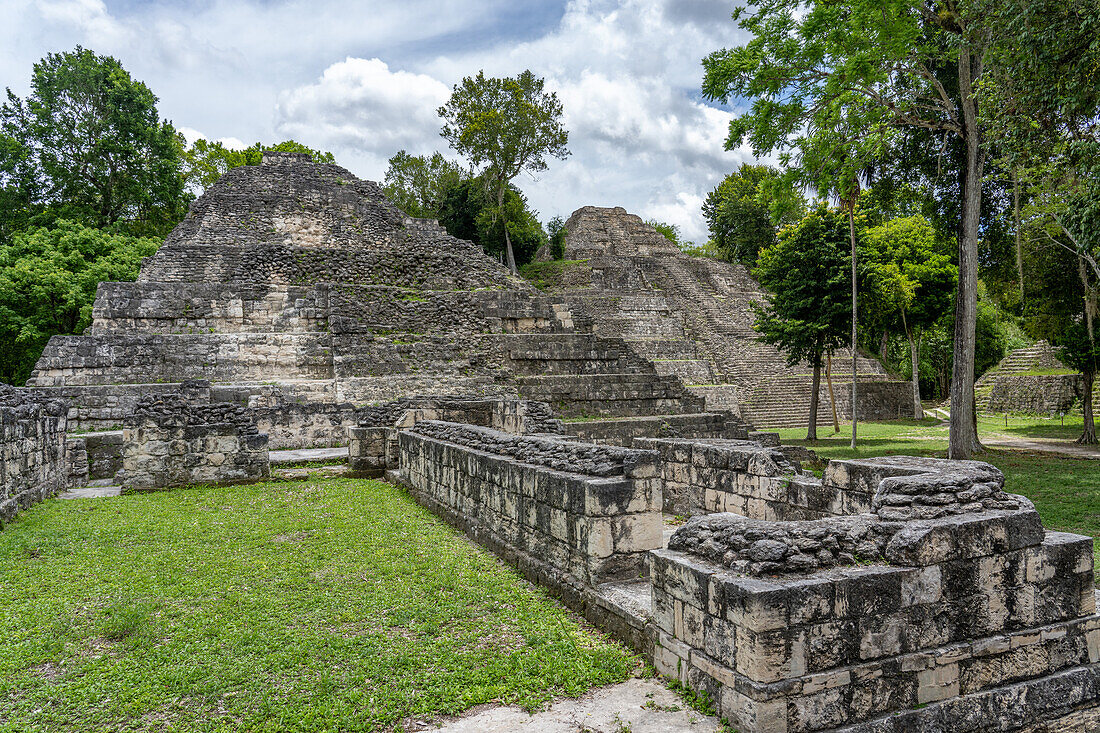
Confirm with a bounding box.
[777,417,1100,576]
[0,477,637,732]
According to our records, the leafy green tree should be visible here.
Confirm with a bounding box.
[1,47,189,239]
[382,150,467,219]
[753,206,853,440]
[439,70,569,273]
[645,219,681,245]
[1056,321,1100,444]
[0,221,160,384]
[183,139,335,193]
[438,178,546,267]
[862,216,957,418]
[546,216,566,260]
[702,164,804,267]
[701,0,1095,457]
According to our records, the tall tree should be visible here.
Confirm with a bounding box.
[862,216,958,418]
[753,206,854,440]
[438,177,547,268]
[701,0,1078,458]
[382,150,467,219]
[438,70,569,273]
[702,163,805,267]
[0,47,188,239]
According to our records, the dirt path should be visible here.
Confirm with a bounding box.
[416,678,721,733]
[980,435,1100,459]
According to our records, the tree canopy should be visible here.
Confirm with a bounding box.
[438,70,568,272]
[183,139,335,193]
[0,46,189,241]
[382,150,467,219]
[0,221,160,384]
[438,178,547,268]
[703,164,804,267]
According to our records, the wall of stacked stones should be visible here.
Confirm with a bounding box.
[647,456,1100,732]
[349,397,563,477]
[0,386,70,526]
[121,398,269,491]
[636,438,859,520]
[986,374,1084,414]
[398,421,663,586]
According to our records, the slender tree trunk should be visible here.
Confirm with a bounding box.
[497,184,517,273]
[827,351,839,432]
[1014,169,1025,305]
[949,50,984,459]
[848,203,858,450]
[1080,369,1097,444]
[879,330,889,360]
[907,321,923,420]
[808,358,821,442]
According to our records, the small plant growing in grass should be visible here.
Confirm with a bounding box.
[98,600,157,641]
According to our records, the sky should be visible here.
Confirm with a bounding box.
[1,0,759,241]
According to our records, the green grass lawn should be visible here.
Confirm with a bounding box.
[0,478,636,732]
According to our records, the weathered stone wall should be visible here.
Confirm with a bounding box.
[636,437,853,520]
[398,420,663,585]
[348,396,564,476]
[987,373,1083,414]
[0,385,70,526]
[565,413,747,447]
[648,454,1100,732]
[121,392,269,491]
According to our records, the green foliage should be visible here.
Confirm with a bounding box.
[645,219,681,245]
[1056,320,1100,377]
[382,150,467,218]
[752,206,853,369]
[0,46,190,240]
[546,215,567,260]
[703,163,806,267]
[0,221,159,384]
[438,69,569,271]
[0,477,636,729]
[519,259,589,291]
[438,177,546,268]
[183,138,335,193]
[860,216,957,336]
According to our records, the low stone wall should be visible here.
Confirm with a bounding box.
[397,420,662,586]
[0,385,70,526]
[121,394,269,491]
[348,396,563,477]
[637,438,856,520]
[648,455,1100,732]
[565,413,747,447]
[986,373,1084,414]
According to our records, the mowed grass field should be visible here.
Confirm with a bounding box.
[0,478,636,732]
[777,416,1100,573]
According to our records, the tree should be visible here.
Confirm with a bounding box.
[701,0,1088,458]
[183,139,335,193]
[862,216,958,418]
[1057,321,1100,444]
[702,163,804,267]
[546,216,567,260]
[382,150,467,219]
[0,221,160,384]
[753,206,853,440]
[1,47,189,239]
[438,177,547,267]
[645,219,681,245]
[438,70,569,273]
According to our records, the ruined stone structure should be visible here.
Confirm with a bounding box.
[544,206,911,428]
[0,384,71,525]
[27,153,744,452]
[386,426,1100,732]
[977,340,1091,414]
[120,383,269,491]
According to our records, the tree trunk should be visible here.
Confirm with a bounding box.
[908,322,923,420]
[949,49,984,459]
[497,184,517,273]
[808,359,821,442]
[1079,369,1097,444]
[879,330,889,360]
[848,203,858,450]
[827,351,839,432]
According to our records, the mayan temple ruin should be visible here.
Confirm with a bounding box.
[5,152,1099,731]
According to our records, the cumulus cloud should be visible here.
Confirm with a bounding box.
[4,0,760,241]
